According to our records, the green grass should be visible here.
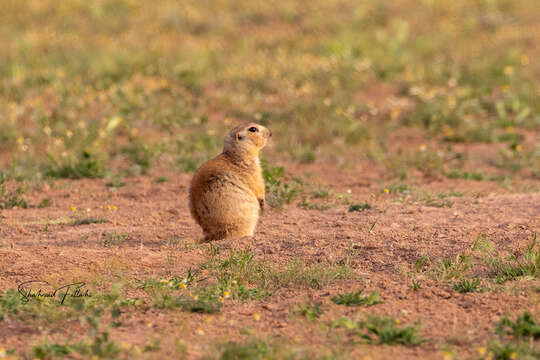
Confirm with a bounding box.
[102,232,129,247]
[348,203,371,212]
[262,163,302,209]
[331,290,382,306]
[333,316,423,346]
[0,0,537,183]
[481,234,539,283]
[295,302,323,321]
[432,254,472,281]
[0,173,27,209]
[154,290,222,314]
[72,217,109,226]
[217,339,295,360]
[200,250,352,298]
[452,279,481,293]
[495,312,540,340]
[43,151,106,179]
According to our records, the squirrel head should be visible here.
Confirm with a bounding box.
[223,122,272,160]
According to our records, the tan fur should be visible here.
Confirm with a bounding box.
[189,122,271,242]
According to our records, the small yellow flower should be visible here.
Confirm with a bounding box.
[477,347,486,355]
[219,296,225,302]
[180,283,186,289]
[395,319,400,325]
[146,322,153,328]
[204,316,212,323]
[66,130,73,138]
[193,295,199,300]
[253,313,261,321]
[503,66,514,76]
[390,108,400,120]
[17,136,24,145]
[442,352,453,360]
[106,205,111,211]
[112,205,118,211]
[419,144,427,151]
[223,291,230,298]
[86,208,91,213]
[384,188,390,194]
[447,96,456,108]
[509,352,517,359]
[515,144,522,152]
[196,328,205,335]
[0,346,6,357]
[71,206,77,211]
[520,54,529,65]
[119,341,131,350]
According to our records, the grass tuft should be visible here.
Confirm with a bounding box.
[331,290,382,306]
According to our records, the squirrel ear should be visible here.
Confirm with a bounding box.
[236,133,244,141]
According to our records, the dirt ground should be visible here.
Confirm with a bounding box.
[1,159,538,359]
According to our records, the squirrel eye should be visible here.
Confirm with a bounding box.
[248,127,258,133]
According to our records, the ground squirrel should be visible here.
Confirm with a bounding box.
[189,122,272,241]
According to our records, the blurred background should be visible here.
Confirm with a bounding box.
[0,0,538,182]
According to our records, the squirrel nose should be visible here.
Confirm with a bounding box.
[268,129,272,137]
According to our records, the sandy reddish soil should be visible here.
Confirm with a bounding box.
[0,162,539,359]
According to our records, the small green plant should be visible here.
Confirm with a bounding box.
[331,290,382,306]
[219,339,292,360]
[38,198,52,208]
[120,141,154,175]
[333,316,422,346]
[0,173,27,209]
[413,255,431,272]
[432,254,472,281]
[105,178,126,188]
[103,232,129,247]
[300,196,331,210]
[262,163,302,209]
[348,203,371,212]
[155,176,169,183]
[453,279,481,293]
[44,151,105,179]
[410,280,421,291]
[446,170,485,181]
[361,316,423,346]
[483,234,539,283]
[73,217,109,226]
[311,187,331,199]
[279,259,352,289]
[295,302,323,321]
[32,311,122,359]
[495,312,540,340]
[155,290,222,314]
[485,341,521,360]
